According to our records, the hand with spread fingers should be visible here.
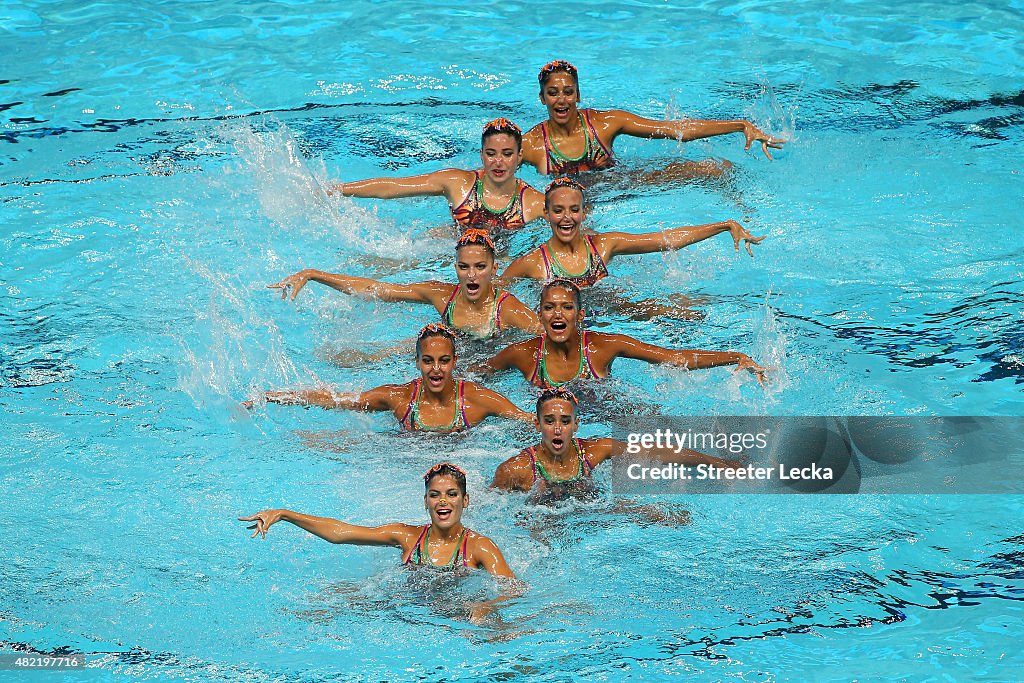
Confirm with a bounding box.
[239,509,284,539]
[735,355,769,387]
[743,122,786,161]
[268,270,313,301]
[725,220,767,257]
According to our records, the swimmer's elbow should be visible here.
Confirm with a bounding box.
[489,469,512,491]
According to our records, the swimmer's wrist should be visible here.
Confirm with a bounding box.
[298,268,329,285]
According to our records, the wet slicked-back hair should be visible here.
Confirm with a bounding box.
[538,60,579,96]
[535,386,579,418]
[540,278,583,311]
[481,117,523,151]
[423,462,468,495]
[415,323,457,358]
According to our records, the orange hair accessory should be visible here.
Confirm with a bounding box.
[456,228,496,252]
[538,60,578,83]
[417,322,455,340]
[545,176,586,196]
[482,117,521,135]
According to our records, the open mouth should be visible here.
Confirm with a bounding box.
[491,169,506,177]
[549,320,568,332]
[465,282,481,295]
[553,106,570,117]
[556,223,576,235]
[551,438,565,450]
[435,507,453,521]
[428,374,445,388]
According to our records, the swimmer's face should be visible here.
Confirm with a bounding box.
[545,187,584,243]
[424,474,467,530]
[454,244,495,303]
[540,71,580,124]
[539,286,583,342]
[480,133,522,183]
[536,398,579,457]
[416,336,456,393]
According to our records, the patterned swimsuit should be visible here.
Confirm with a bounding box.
[523,439,600,504]
[449,170,527,233]
[528,330,601,389]
[538,234,609,288]
[398,379,471,432]
[402,525,470,568]
[441,285,512,340]
[540,110,616,175]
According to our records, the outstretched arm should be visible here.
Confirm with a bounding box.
[605,334,767,386]
[469,342,529,376]
[268,269,448,304]
[474,385,533,423]
[239,509,412,546]
[598,219,765,260]
[244,384,404,411]
[328,169,466,200]
[600,110,785,160]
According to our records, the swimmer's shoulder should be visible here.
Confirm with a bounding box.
[461,380,502,400]
[492,336,541,365]
[522,121,545,141]
[465,528,500,551]
[520,125,546,165]
[492,449,535,491]
[577,437,619,465]
[510,336,544,363]
[464,529,514,575]
[369,380,418,405]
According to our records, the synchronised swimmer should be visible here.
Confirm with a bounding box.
[477,279,767,388]
[269,229,541,339]
[246,324,531,432]
[329,118,543,239]
[521,60,784,177]
[501,177,764,287]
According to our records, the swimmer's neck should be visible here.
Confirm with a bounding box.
[546,111,584,137]
[457,284,497,312]
[428,521,465,542]
[545,234,587,253]
[539,441,576,466]
[419,379,457,404]
[542,332,582,356]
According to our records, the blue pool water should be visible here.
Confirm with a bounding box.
[2,0,1023,680]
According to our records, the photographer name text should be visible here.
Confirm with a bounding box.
[626,463,833,481]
